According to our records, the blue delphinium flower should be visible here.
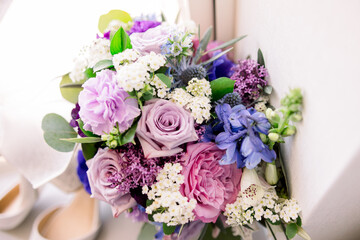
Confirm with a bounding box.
[77,150,91,194]
[214,103,276,169]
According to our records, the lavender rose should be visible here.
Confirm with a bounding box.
[78,69,140,135]
[86,148,136,217]
[136,99,198,158]
[180,142,242,223]
[130,25,171,54]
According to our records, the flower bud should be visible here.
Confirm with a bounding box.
[110,127,119,135]
[101,134,110,141]
[259,133,268,143]
[291,113,302,122]
[265,162,279,185]
[282,126,296,136]
[266,108,280,123]
[268,132,280,142]
[297,226,312,240]
[109,140,118,148]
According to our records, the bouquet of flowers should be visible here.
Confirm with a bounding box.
[42,10,310,240]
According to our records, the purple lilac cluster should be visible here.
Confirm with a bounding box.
[230,59,268,105]
[69,103,86,137]
[194,123,206,142]
[108,142,184,193]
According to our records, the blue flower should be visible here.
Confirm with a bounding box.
[208,50,235,81]
[214,103,276,168]
[76,150,91,194]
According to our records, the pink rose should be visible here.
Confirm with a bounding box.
[180,142,242,223]
[130,25,170,54]
[87,148,136,217]
[136,99,198,158]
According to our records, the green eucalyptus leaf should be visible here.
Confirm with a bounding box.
[42,113,77,152]
[93,59,114,72]
[286,223,298,239]
[110,27,132,55]
[60,82,83,88]
[76,119,98,137]
[162,223,176,235]
[257,48,265,67]
[264,85,273,95]
[120,122,138,145]
[137,223,158,240]
[59,74,83,104]
[81,143,98,160]
[60,137,103,143]
[210,77,235,101]
[194,26,213,63]
[98,10,132,33]
[155,73,171,88]
[203,35,247,55]
[200,47,233,66]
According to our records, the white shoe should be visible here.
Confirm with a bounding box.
[30,188,101,240]
[0,167,38,230]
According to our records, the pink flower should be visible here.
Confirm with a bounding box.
[86,148,136,217]
[136,99,198,158]
[78,69,140,135]
[130,25,170,54]
[180,142,242,223]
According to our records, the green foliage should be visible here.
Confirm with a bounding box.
[59,74,83,104]
[81,143,98,160]
[98,10,131,33]
[286,223,298,239]
[194,26,213,63]
[84,68,96,79]
[163,223,176,235]
[76,119,98,137]
[93,59,114,72]
[110,27,132,55]
[137,223,158,240]
[41,113,77,152]
[210,77,235,101]
[155,73,172,88]
[201,47,233,66]
[199,224,240,240]
[120,122,137,145]
[203,35,247,54]
[257,48,265,67]
[60,137,103,143]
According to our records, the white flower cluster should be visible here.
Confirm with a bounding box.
[115,51,167,93]
[168,78,212,124]
[225,187,301,227]
[143,163,196,226]
[104,19,132,33]
[254,95,270,113]
[69,38,112,82]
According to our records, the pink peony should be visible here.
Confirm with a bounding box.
[130,25,170,54]
[78,69,140,135]
[180,142,242,223]
[86,148,136,217]
[136,99,198,158]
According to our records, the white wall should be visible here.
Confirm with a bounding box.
[234,0,360,239]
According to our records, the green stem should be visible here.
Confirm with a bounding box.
[266,221,278,240]
[278,112,291,133]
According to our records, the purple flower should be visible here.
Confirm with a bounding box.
[130,25,171,54]
[125,204,148,223]
[69,103,86,137]
[208,50,235,81]
[230,59,268,105]
[214,104,275,168]
[78,70,140,135]
[128,20,161,35]
[76,150,91,194]
[96,31,110,40]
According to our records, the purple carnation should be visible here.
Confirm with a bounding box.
[128,20,161,35]
[78,70,140,135]
[230,59,268,105]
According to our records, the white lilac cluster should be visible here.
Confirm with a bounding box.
[143,163,196,226]
[254,95,270,113]
[225,187,301,227]
[115,51,167,93]
[168,78,211,124]
[70,38,112,82]
[161,30,193,57]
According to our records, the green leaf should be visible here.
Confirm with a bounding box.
[110,27,132,55]
[160,11,166,22]
[142,90,153,101]
[198,223,209,240]
[215,217,225,231]
[163,223,176,235]
[81,143,98,160]
[59,74,83,104]
[84,68,96,79]
[257,48,265,67]
[200,47,233,66]
[203,35,247,55]
[210,77,235,101]
[76,119,98,138]
[286,223,298,239]
[93,59,114,72]
[60,137,103,143]
[137,223,158,240]
[98,10,132,33]
[120,122,138,145]
[296,216,302,227]
[194,26,213,63]
[42,113,77,152]
[60,82,83,88]
[264,85,273,95]
[155,73,172,88]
